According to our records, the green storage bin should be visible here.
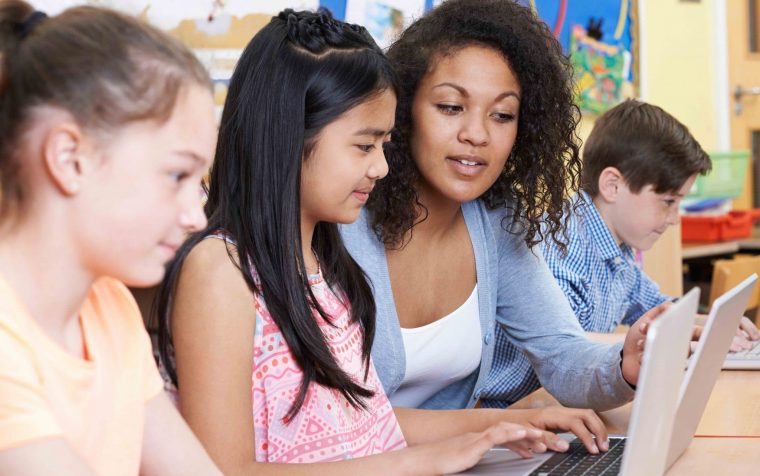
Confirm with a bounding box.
[687,150,749,200]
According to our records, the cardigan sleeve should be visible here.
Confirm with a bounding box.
[490,212,635,410]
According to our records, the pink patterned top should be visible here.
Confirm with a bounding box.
[250,263,406,462]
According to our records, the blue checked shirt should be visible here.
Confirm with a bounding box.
[541,191,671,332]
[480,192,670,409]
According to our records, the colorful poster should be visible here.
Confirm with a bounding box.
[522,0,636,108]
[570,24,630,114]
[519,0,633,60]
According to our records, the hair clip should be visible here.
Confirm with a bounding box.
[16,10,47,39]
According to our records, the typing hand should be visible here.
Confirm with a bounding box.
[689,324,704,355]
[739,316,760,341]
[413,423,544,475]
[689,317,758,354]
[622,302,671,386]
[688,325,706,355]
[519,407,609,455]
[729,317,760,353]
[728,332,753,353]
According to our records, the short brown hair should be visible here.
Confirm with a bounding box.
[581,99,711,196]
[0,1,211,219]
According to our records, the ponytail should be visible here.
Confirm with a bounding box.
[0,1,210,221]
[0,1,36,218]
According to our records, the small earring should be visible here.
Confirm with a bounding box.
[69,182,80,193]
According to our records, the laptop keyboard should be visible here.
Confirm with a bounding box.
[528,437,626,475]
[727,340,760,360]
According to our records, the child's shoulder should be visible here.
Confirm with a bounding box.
[88,277,137,311]
[182,234,256,290]
[0,276,28,332]
[562,198,594,239]
[176,235,259,326]
[539,195,597,257]
[187,234,238,268]
[83,278,148,342]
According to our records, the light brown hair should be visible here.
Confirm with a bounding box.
[0,0,211,219]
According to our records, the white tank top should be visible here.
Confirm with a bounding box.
[390,285,482,408]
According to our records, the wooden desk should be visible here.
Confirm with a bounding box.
[739,235,760,251]
[667,438,760,475]
[682,241,740,259]
[510,371,760,473]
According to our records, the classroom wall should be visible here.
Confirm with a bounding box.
[641,0,719,150]
[578,0,718,151]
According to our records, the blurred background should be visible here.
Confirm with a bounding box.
[36,0,760,313]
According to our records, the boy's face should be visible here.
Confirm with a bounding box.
[604,174,697,251]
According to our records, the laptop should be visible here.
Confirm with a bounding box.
[666,274,758,467]
[455,288,700,476]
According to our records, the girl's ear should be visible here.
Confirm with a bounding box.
[41,121,88,196]
[597,166,623,203]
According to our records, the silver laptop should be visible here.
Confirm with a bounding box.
[666,274,757,468]
[455,288,700,476]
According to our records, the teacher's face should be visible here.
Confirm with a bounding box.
[409,45,521,204]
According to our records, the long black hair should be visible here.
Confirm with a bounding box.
[366,0,582,250]
[156,9,397,420]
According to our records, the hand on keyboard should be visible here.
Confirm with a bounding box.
[517,407,609,455]
[727,340,760,360]
[691,316,760,354]
[728,332,754,353]
[739,316,760,341]
[727,316,760,352]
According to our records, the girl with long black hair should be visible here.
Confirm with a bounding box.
[156,9,544,475]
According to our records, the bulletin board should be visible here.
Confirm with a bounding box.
[522,0,640,114]
[37,0,637,115]
[324,0,639,115]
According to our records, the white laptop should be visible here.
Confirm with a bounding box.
[455,288,700,476]
[666,274,758,467]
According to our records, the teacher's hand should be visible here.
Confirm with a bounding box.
[621,302,671,386]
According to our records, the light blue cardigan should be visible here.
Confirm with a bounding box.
[340,200,635,411]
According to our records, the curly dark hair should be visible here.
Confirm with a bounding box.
[366,0,581,250]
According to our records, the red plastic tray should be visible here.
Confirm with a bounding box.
[681,209,760,242]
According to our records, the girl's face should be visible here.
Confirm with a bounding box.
[300,89,396,226]
[409,45,521,204]
[74,85,216,287]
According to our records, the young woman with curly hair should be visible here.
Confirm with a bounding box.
[340,0,665,453]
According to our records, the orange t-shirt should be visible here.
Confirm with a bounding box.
[0,275,163,475]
